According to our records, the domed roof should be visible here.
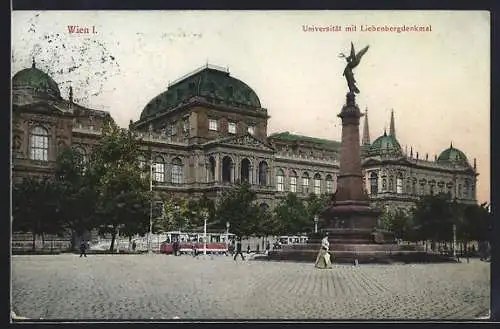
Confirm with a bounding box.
[366,131,403,157]
[437,143,469,165]
[140,65,261,120]
[12,61,61,99]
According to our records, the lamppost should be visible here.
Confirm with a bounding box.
[452,224,457,258]
[202,210,209,256]
[226,221,230,251]
[314,215,319,234]
[148,149,154,255]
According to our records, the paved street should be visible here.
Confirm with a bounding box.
[11,254,490,320]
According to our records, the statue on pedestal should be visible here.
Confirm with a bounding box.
[339,42,370,94]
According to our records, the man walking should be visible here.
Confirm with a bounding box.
[233,237,245,261]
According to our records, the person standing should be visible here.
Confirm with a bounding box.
[79,240,88,258]
[265,241,271,255]
[233,237,245,261]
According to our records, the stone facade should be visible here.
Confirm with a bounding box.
[11,63,478,214]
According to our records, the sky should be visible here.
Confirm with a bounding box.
[11,11,490,204]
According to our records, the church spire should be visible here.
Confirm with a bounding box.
[389,109,396,138]
[362,107,370,146]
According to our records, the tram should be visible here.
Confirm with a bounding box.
[159,231,236,255]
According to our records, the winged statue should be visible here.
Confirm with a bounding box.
[339,42,369,94]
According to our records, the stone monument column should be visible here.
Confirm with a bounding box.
[335,92,367,202]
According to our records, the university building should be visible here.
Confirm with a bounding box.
[12,61,478,216]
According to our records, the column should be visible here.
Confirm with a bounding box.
[249,165,254,185]
[231,163,235,183]
[215,154,221,182]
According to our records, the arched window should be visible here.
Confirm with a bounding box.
[208,156,216,182]
[463,179,469,199]
[429,180,436,195]
[289,170,298,193]
[325,174,333,194]
[302,172,310,194]
[313,173,321,194]
[258,161,268,186]
[370,172,378,195]
[171,157,183,184]
[30,126,49,161]
[389,176,394,192]
[240,158,250,183]
[438,181,445,194]
[382,177,387,191]
[276,168,285,192]
[73,146,87,165]
[406,178,411,195]
[138,155,146,178]
[154,156,165,182]
[419,179,426,195]
[396,174,403,194]
[412,178,417,195]
[222,156,233,183]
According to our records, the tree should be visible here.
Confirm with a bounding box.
[88,123,150,251]
[412,194,454,247]
[214,182,260,238]
[379,208,413,241]
[53,147,98,247]
[304,193,331,231]
[12,177,62,250]
[273,193,309,235]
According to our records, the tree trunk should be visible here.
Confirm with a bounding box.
[110,230,117,252]
[32,232,36,251]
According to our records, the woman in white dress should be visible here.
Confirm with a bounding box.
[315,233,332,269]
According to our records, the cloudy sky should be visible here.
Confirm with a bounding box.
[11,11,490,203]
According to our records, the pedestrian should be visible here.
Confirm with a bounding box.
[132,240,137,252]
[233,237,245,261]
[173,239,179,256]
[79,240,87,258]
[247,245,251,254]
[266,241,271,255]
[192,242,197,257]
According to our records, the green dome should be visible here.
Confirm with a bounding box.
[12,64,61,99]
[437,144,469,165]
[366,132,402,157]
[140,65,261,119]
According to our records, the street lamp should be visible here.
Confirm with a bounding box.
[314,215,319,234]
[202,210,209,256]
[226,221,230,251]
[148,157,154,254]
[452,224,457,258]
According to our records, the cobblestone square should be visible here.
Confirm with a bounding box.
[11,254,490,320]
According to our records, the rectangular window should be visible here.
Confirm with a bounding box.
[209,119,218,131]
[228,122,236,134]
[302,177,309,194]
[154,163,165,182]
[277,175,284,192]
[326,180,333,194]
[290,177,297,193]
[396,178,403,194]
[314,179,321,194]
[247,125,255,135]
